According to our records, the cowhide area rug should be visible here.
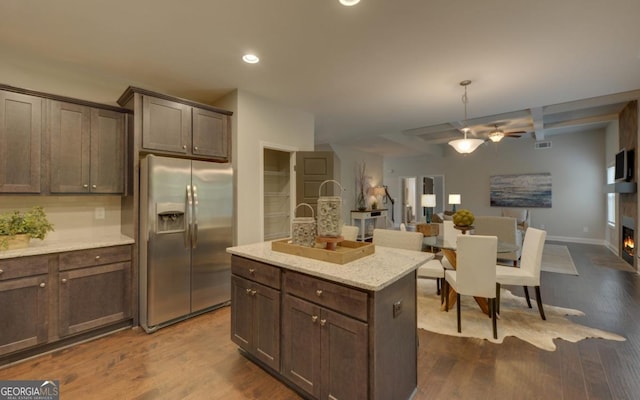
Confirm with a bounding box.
[417,279,625,351]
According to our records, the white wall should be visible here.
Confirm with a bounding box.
[216,90,315,245]
[317,144,386,227]
[385,128,607,242]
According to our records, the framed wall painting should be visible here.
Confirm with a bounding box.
[490,173,552,208]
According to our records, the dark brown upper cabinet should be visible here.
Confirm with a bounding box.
[119,87,232,162]
[49,100,126,194]
[0,90,43,193]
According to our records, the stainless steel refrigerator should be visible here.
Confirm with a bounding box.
[140,154,233,333]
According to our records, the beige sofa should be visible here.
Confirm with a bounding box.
[473,216,522,266]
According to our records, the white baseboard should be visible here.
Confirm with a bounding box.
[545,235,607,246]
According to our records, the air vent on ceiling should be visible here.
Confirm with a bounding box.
[534,141,552,149]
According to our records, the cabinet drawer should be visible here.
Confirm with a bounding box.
[231,256,281,290]
[0,254,51,280]
[59,245,132,271]
[284,271,368,321]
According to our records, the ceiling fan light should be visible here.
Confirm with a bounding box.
[488,130,505,143]
[448,138,484,154]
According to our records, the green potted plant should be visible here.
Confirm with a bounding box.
[0,206,54,250]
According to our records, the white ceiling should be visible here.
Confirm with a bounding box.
[1,0,639,156]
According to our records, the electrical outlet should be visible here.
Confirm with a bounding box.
[393,300,403,318]
[94,207,105,220]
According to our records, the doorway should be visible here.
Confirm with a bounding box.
[262,147,295,241]
[422,175,445,218]
[401,177,417,224]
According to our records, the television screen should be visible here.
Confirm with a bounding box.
[615,148,627,182]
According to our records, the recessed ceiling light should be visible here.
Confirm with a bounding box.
[242,54,260,64]
[339,0,360,6]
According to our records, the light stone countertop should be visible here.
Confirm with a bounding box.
[226,241,433,291]
[0,234,135,259]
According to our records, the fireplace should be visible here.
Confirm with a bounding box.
[621,216,635,265]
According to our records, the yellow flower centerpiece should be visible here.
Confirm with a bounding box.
[453,209,475,227]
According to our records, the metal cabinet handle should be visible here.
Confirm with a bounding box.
[95,255,100,260]
[83,184,89,188]
[251,290,257,296]
[320,319,326,326]
[39,282,46,288]
[311,315,318,323]
[0,269,3,274]
[61,278,67,283]
[316,289,323,297]
[194,146,199,151]
[182,145,187,149]
[246,288,252,295]
[249,268,255,274]
[92,184,97,189]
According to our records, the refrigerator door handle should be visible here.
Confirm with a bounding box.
[192,184,199,248]
[186,184,193,248]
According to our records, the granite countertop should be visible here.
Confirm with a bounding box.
[226,241,433,291]
[0,234,135,259]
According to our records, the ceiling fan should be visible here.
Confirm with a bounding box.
[486,124,527,143]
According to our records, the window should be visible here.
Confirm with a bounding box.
[607,165,615,226]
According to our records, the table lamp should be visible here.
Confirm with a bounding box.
[448,194,461,212]
[370,186,386,208]
[421,194,436,223]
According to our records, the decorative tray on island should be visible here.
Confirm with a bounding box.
[271,239,375,265]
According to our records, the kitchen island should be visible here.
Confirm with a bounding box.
[227,241,433,400]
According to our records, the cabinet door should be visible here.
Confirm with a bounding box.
[90,108,125,193]
[0,91,42,193]
[49,100,91,193]
[253,279,280,371]
[282,294,321,399]
[142,96,190,154]
[321,308,368,400]
[58,261,131,337]
[0,275,49,356]
[231,275,254,348]
[231,275,281,371]
[192,107,229,160]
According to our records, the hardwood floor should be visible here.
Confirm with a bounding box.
[1,242,639,399]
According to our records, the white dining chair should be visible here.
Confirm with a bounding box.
[417,259,445,297]
[373,228,444,297]
[496,227,547,320]
[441,220,460,248]
[341,225,359,241]
[444,234,498,339]
[372,228,422,251]
[473,216,521,267]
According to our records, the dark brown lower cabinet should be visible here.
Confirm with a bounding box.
[0,254,51,356]
[282,294,368,400]
[0,245,133,359]
[230,275,280,371]
[0,274,49,355]
[59,261,131,337]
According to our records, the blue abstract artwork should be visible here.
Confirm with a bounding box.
[490,173,552,208]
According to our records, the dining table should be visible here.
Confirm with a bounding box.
[423,235,519,315]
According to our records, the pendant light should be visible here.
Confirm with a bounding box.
[448,80,484,154]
